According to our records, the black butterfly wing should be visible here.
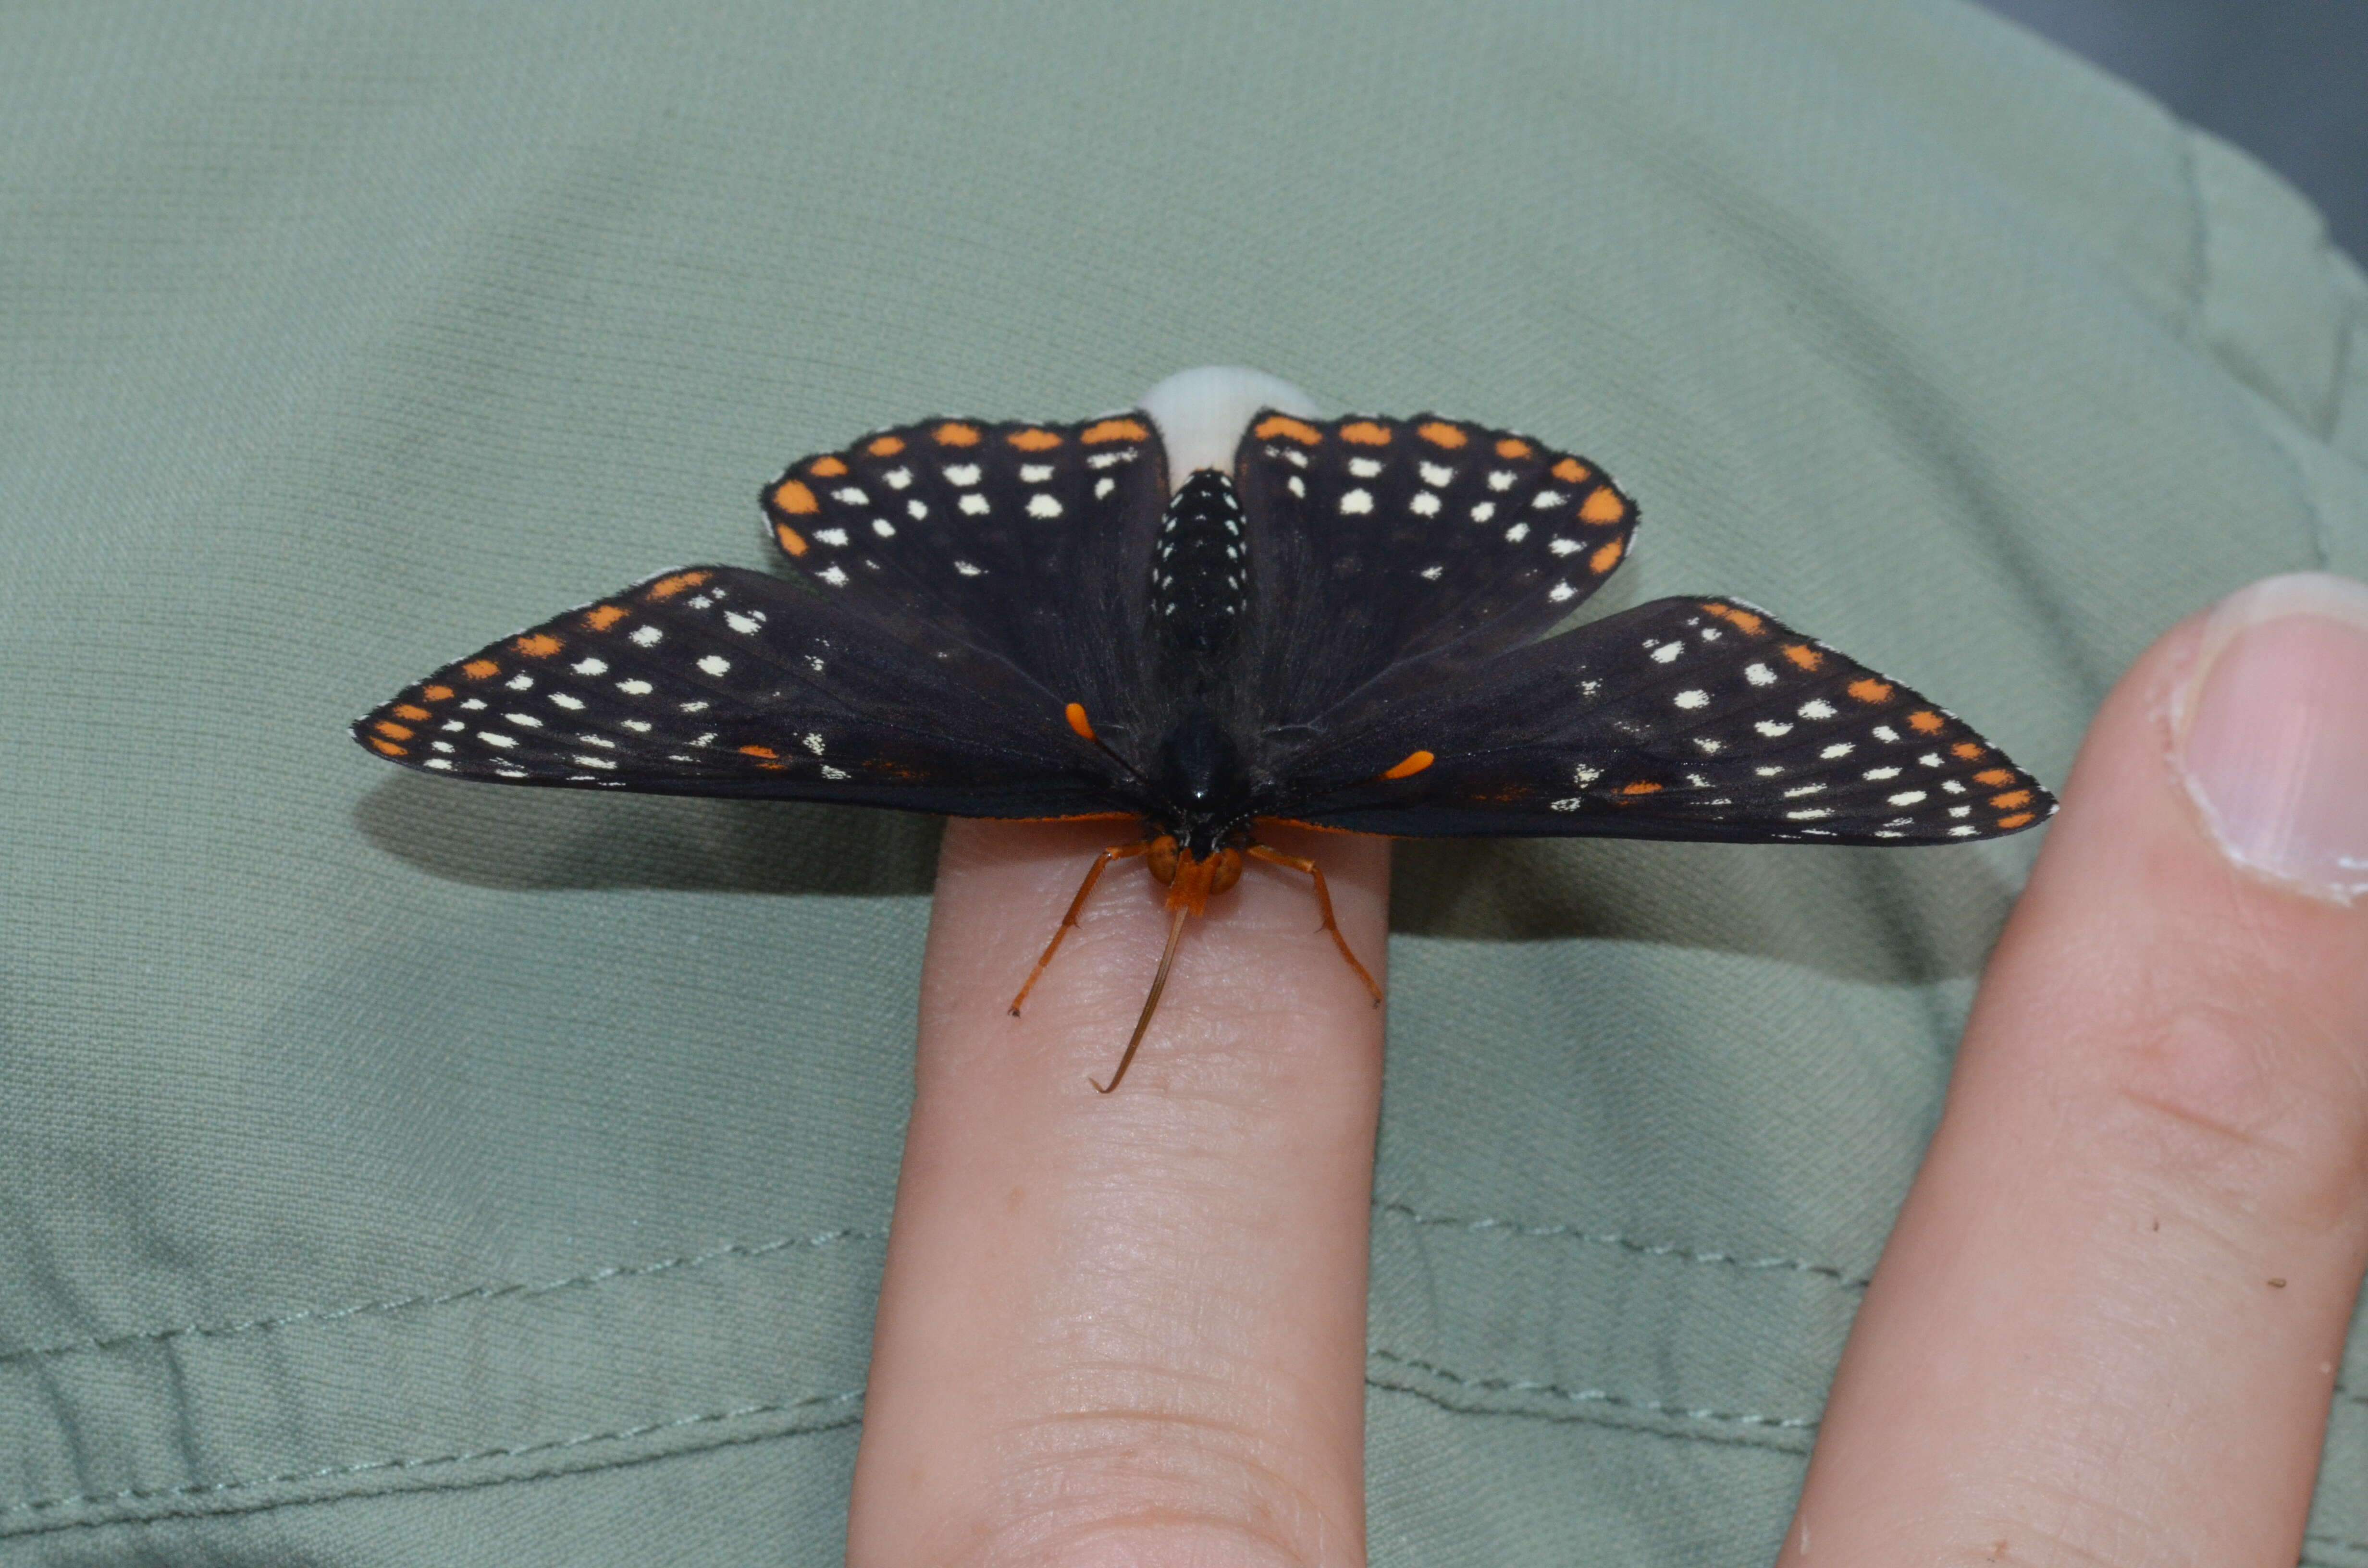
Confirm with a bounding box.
[1264,596,2055,844]
[354,565,1141,820]
[759,413,1169,746]
[1230,412,1638,724]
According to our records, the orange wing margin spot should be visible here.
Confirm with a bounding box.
[514,633,563,658]
[738,745,778,758]
[420,684,455,702]
[1989,790,2032,809]
[581,604,629,631]
[1847,678,1893,704]
[1252,414,1321,445]
[1781,644,1823,671]
[461,659,500,680]
[1620,780,1663,795]
[866,434,906,457]
[1996,812,2036,830]
[1080,417,1149,444]
[1009,428,1062,451]
[1908,710,1945,734]
[1381,749,1434,780]
[1495,437,1532,459]
[373,720,414,741]
[1702,602,1765,636]
[1064,702,1097,742]
[809,455,848,478]
[1588,538,1625,575]
[1579,488,1626,525]
[772,479,819,515]
[644,570,713,601]
[368,737,407,757]
[392,703,431,722]
[774,522,810,557]
[1972,768,2015,787]
[1951,742,1986,761]
[1551,456,1591,483]
[933,422,981,446]
[1339,420,1391,446]
[1416,421,1467,449]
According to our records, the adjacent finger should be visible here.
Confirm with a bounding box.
[1785,573,2368,1564]
[846,819,1390,1568]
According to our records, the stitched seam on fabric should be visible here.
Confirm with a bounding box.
[1374,1199,1870,1290]
[0,1225,887,1366]
[1366,1347,1818,1433]
[0,1390,865,1519]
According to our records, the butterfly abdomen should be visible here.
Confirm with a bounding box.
[1153,471,1249,667]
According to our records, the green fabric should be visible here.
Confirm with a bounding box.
[4,0,2363,1560]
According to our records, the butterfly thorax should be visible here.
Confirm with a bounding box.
[1144,706,1258,858]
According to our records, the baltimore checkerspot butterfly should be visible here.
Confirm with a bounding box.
[358,367,2054,1090]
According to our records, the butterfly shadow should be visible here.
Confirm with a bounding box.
[1391,836,2025,987]
[354,773,941,894]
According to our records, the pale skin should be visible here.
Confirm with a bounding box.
[847,578,2368,1567]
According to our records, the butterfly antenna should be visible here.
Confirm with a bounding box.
[1091,903,1191,1093]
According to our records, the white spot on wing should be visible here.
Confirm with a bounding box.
[958,493,989,515]
[1651,642,1683,664]
[1019,463,1054,483]
[1673,688,1708,709]
[1027,493,1062,519]
[549,692,585,710]
[1504,523,1529,543]
[1339,489,1373,515]
[697,655,730,676]
[1349,457,1382,478]
[572,658,607,675]
[819,565,849,587]
[953,560,983,576]
[944,465,980,486]
[1548,582,1575,602]
[631,625,663,647]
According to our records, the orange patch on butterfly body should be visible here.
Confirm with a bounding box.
[392,704,431,722]
[1551,456,1591,484]
[866,434,906,457]
[1973,768,2016,786]
[1081,417,1149,444]
[1847,678,1893,703]
[1381,749,1434,780]
[1702,602,1765,636]
[809,455,848,478]
[1416,421,1467,448]
[644,570,713,601]
[933,422,982,446]
[373,720,414,741]
[1494,437,1532,459]
[461,659,500,680]
[1620,780,1664,795]
[1008,428,1062,451]
[1588,538,1625,574]
[739,745,779,759]
[420,684,455,702]
[368,737,407,757]
[1579,488,1626,525]
[772,479,819,515]
[774,523,809,557]
[1252,414,1321,445]
[514,633,563,658]
[1781,644,1823,671]
[1989,790,2032,809]
[1996,812,2036,830]
[1908,710,1946,734]
[1064,702,1096,742]
[581,604,629,631]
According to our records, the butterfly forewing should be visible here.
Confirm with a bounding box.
[1268,596,2055,844]
[761,414,1168,744]
[354,565,1136,818]
[1231,413,1638,724]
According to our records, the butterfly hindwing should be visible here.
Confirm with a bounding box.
[1267,596,2055,844]
[760,413,1169,737]
[354,565,1136,819]
[1230,412,1638,724]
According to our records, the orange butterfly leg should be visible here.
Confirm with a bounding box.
[1007,839,1154,1016]
[1245,842,1384,1006]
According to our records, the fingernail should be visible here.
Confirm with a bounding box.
[2174,572,2368,904]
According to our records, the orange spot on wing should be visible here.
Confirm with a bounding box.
[644,570,713,601]
[1781,644,1823,671]
[1494,436,1532,459]
[1253,414,1322,445]
[420,684,454,702]
[1620,780,1664,795]
[1951,742,1985,761]
[1702,603,1765,636]
[461,660,499,680]
[772,479,819,515]
[774,522,809,557]
[933,422,981,446]
[1008,427,1062,451]
[1552,456,1591,483]
[514,633,562,658]
[1003,812,1138,823]
[1080,417,1148,444]
[581,604,629,631]
[809,455,848,478]
[1996,812,2035,830]
[368,737,407,757]
[1989,790,2032,809]
[738,745,778,759]
[866,433,906,457]
[391,704,431,722]
[1254,816,1360,835]
[1339,420,1391,446]
[1588,538,1625,574]
[1064,702,1096,742]
[1579,487,1627,525]
[1847,677,1893,703]
[1973,768,2016,786]
[1417,421,1467,448]
[373,720,414,741]
[1381,749,1434,780]
[1908,710,1945,734]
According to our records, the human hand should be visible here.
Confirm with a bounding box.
[843,572,2368,1567]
